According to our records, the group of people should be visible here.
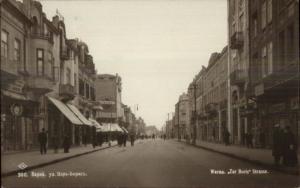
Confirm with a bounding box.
[117,132,135,147]
[272,124,298,167]
[38,128,71,155]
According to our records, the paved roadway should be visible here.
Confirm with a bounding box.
[2,139,299,188]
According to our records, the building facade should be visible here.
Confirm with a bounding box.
[248,0,299,149]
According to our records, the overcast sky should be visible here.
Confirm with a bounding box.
[40,0,227,129]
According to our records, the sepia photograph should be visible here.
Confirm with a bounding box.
[0,0,299,187]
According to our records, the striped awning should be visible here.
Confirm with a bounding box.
[66,104,93,126]
[48,97,83,125]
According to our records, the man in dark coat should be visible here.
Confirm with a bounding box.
[38,128,47,155]
[272,124,283,166]
[282,126,298,166]
[130,133,135,146]
[63,135,70,153]
[223,128,230,146]
[123,133,127,147]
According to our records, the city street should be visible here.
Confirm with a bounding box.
[2,139,299,188]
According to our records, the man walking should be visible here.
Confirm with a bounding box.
[38,128,47,155]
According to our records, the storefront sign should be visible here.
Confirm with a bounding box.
[10,104,23,116]
[98,100,115,105]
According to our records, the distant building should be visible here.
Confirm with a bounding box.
[95,74,123,124]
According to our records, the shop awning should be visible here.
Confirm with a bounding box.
[89,118,102,129]
[66,104,93,126]
[98,123,123,133]
[2,90,28,101]
[47,97,83,125]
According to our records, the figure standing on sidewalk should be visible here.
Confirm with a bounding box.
[123,133,127,147]
[63,135,70,153]
[282,126,298,166]
[130,133,135,146]
[272,124,283,166]
[223,128,230,146]
[38,128,47,155]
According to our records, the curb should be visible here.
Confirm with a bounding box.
[177,140,299,176]
[1,144,118,178]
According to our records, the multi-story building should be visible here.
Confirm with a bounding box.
[95,74,123,124]
[177,93,190,141]
[202,47,228,142]
[188,66,206,143]
[1,0,33,151]
[1,0,97,151]
[248,0,299,148]
[228,0,250,145]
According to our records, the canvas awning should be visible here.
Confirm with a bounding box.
[88,118,102,129]
[98,123,123,133]
[66,104,93,126]
[48,97,83,125]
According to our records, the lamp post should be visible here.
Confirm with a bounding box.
[188,83,198,145]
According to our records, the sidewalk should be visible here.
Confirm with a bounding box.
[1,141,117,177]
[180,140,299,175]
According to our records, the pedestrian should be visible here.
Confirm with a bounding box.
[272,124,283,166]
[282,126,298,166]
[123,133,127,147]
[164,134,166,141]
[130,134,135,146]
[212,128,216,142]
[223,128,230,146]
[63,135,70,153]
[247,131,253,148]
[38,128,47,155]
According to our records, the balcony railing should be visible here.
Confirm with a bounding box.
[31,32,53,43]
[230,31,244,49]
[230,69,246,86]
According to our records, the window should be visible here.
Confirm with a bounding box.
[267,0,272,23]
[261,1,267,29]
[85,83,90,99]
[267,42,273,74]
[232,23,236,34]
[14,39,21,62]
[262,46,267,77]
[74,73,77,91]
[66,68,71,84]
[238,0,243,13]
[287,24,295,62]
[253,12,258,37]
[36,49,44,76]
[1,30,8,58]
[79,79,85,96]
[279,31,285,67]
[48,52,53,79]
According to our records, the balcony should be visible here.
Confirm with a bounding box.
[59,84,75,102]
[230,69,246,86]
[31,32,53,43]
[230,31,244,49]
[60,49,69,60]
[26,76,54,95]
